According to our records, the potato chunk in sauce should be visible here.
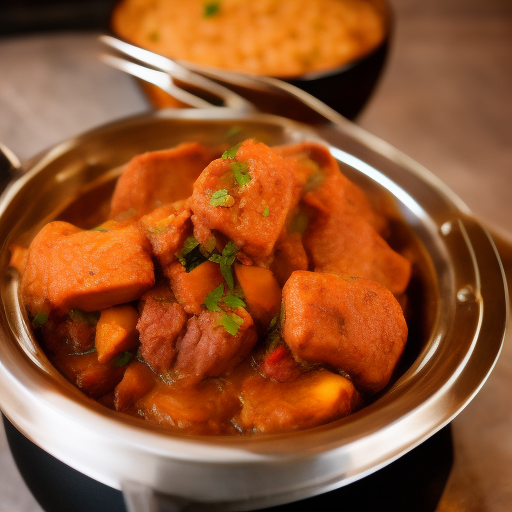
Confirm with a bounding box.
[14,139,412,435]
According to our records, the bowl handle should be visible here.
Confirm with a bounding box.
[0,143,21,195]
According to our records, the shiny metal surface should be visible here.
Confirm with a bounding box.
[0,108,507,510]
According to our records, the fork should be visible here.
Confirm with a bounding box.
[98,35,348,126]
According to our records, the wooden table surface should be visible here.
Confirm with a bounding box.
[0,0,511,510]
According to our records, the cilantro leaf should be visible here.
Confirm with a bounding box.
[69,309,100,325]
[262,206,270,217]
[217,312,244,336]
[204,284,224,312]
[208,241,238,290]
[223,293,246,309]
[222,142,242,160]
[32,312,48,326]
[232,161,251,187]
[210,189,235,207]
[116,351,133,367]
[204,1,220,18]
[181,236,200,255]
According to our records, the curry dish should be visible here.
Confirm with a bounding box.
[11,139,411,435]
[111,0,388,78]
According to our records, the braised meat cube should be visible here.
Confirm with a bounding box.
[282,271,408,393]
[138,202,192,268]
[137,287,188,373]
[188,139,304,264]
[173,308,257,385]
[21,221,154,315]
[110,142,219,218]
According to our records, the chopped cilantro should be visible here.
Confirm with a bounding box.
[223,293,246,309]
[217,312,244,336]
[116,351,133,367]
[221,142,242,160]
[231,161,251,187]
[208,240,238,290]
[204,284,224,312]
[288,210,309,234]
[210,189,235,207]
[201,235,217,255]
[90,227,108,233]
[262,206,270,217]
[32,312,48,326]
[203,1,221,18]
[69,309,100,325]
[181,236,200,255]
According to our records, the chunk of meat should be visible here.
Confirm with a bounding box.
[110,142,219,218]
[137,288,188,373]
[21,221,154,314]
[95,304,140,363]
[303,206,411,295]
[260,343,302,383]
[138,202,192,268]
[173,308,257,385]
[166,260,224,315]
[282,271,408,393]
[188,139,304,264]
[238,369,360,434]
[275,141,385,233]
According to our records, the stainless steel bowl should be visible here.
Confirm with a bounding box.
[0,108,507,511]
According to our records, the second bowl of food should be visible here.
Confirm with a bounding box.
[110,0,391,118]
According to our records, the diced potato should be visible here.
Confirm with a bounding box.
[21,221,155,314]
[138,379,241,435]
[239,369,359,434]
[114,360,156,411]
[95,304,140,363]
[234,263,281,329]
[166,260,224,315]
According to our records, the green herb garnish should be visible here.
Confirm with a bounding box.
[223,293,246,309]
[221,142,242,160]
[69,309,100,325]
[116,351,133,367]
[262,206,270,217]
[203,284,224,312]
[209,241,237,289]
[210,189,235,207]
[217,312,244,336]
[182,236,200,255]
[176,236,209,273]
[231,161,251,187]
[203,1,221,18]
[32,312,48,326]
[90,227,108,233]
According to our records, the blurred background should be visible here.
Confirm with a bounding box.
[0,0,511,511]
